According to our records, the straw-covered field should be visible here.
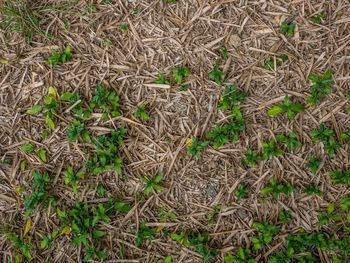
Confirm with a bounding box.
[0,0,349,262]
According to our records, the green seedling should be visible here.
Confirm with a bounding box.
[40,231,57,249]
[251,221,280,250]
[303,185,323,196]
[180,84,189,91]
[311,14,325,24]
[21,143,36,152]
[230,106,244,122]
[158,206,177,219]
[234,182,249,201]
[6,234,32,259]
[208,65,225,86]
[155,72,170,85]
[38,149,47,162]
[264,55,288,70]
[172,66,189,85]
[323,136,341,157]
[346,93,350,114]
[218,43,227,60]
[133,221,157,247]
[120,22,128,31]
[0,0,53,45]
[276,132,302,151]
[261,140,284,160]
[97,184,106,197]
[268,95,304,120]
[224,247,256,263]
[135,104,150,119]
[307,69,332,105]
[340,197,350,223]
[208,205,221,224]
[57,202,109,262]
[206,121,245,149]
[85,128,126,175]
[268,249,294,263]
[67,118,90,142]
[187,136,210,159]
[329,170,350,185]
[306,155,322,174]
[317,203,342,226]
[242,149,261,168]
[46,45,72,67]
[279,210,292,224]
[261,178,296,200]
[23,171,55,218]
[140,174,163,196]
[60,92,91,119]
[63,166,84,195]
[218,84,247,111]
[340,127,350,146]
[26,87,62,130]
[333,236,350,262]
[281,22,296,36]
[309,122,333,144]
[167,0,178,2]
[90,84,121,120]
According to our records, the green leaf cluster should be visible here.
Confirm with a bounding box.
[276,132,302,152]
[46,45,72,67]
[234,182,249,201]
[281,22,296,36]
[218,84,247,111]
[140,174,163,196]
[172,66,189,85]
[307,70,332,105]
[90,84,121,120]
[261,178,296,200]
[135,104,150,119]
[306,155,322,174]
[63,166,85,194]
[187,136,210,159]
[208,65,225,86]
[224,247,256,263]
[67,118,90,142]
[329,170,350,185]
[268,95,304,120]
[251,222,280,250]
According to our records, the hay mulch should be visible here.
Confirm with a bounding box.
[0,0,349,262]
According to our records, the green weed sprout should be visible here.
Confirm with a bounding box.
[64,166,84,194]
[133,221,157,247]
[6,234,32,259]
[46,45,72,67]
[23,171,55,218]
[218,43,227,60]
[279,210,292,224]
[340,127,350,146]
[187,136,210,159]
[242,149,261,168]
[309,122,333,144]
[208,205,221,224]
[261,140,284,160]
[140,174,163,196]
[276,132,302,152]
[120,22,128,31]
[90,84,121,120]
[261,178,296,200]
[251,221,280,250]
[155,72,170,85]
[218,84,247,111]
[311,14,325,24]
[268,249,294,263]
[317,203,342,226]
[306,155,322,174]
[281,22,296,36]
[234,182,249,201]
[307,69,332,105]
[208,65,225,86]
[303,185,323,196]
[329,170,350,185]
[67,118,90,142]
[268,95,304,120]
[323,136,341,157]
[206,121,245,149]
[172,66,189,84]
[158,206,177,219]
[40,231,57,249]
[346,93,350,114]
[224,247,256,263]
[264,55,288,71]
[60,92,91,119]
[135,104,150,119]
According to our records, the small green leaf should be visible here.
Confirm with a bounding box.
[268,106,284,116]
[38,149,47,162]
[27,105,43,115]
[46,115,55,130]
[92,229,105,239]
[22,143,36,152]
[163,256,172,263]
[20,160,26,171]
[60,92,73,101]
